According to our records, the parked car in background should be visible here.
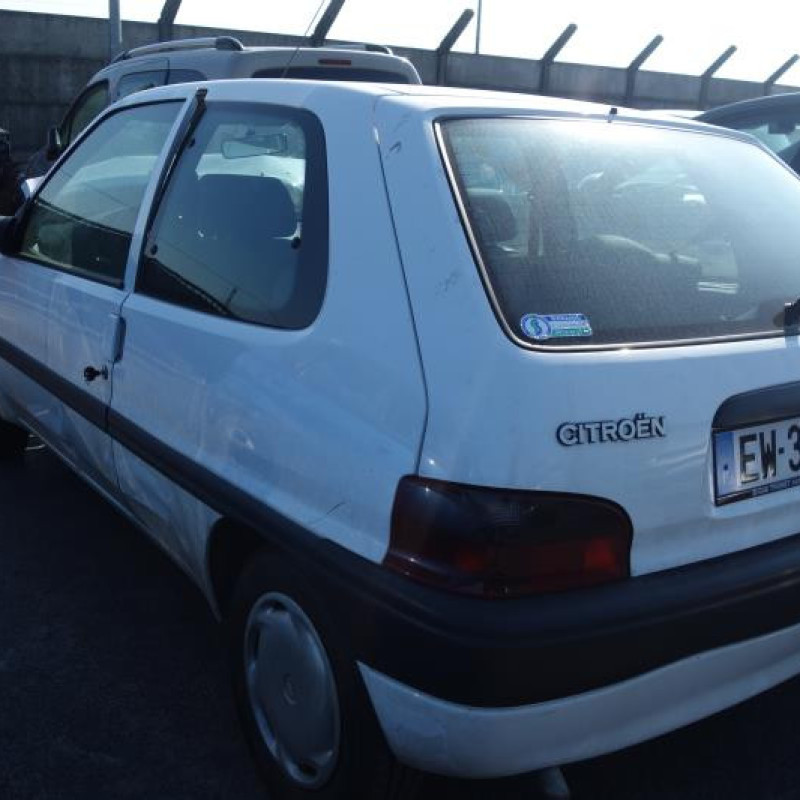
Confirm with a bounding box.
[8,79,800,797]
[698,92,800,172]
[23,35,421,185]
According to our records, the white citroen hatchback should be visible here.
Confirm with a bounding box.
[3,80,800,798]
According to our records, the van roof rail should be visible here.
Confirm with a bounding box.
[111,36,245,63]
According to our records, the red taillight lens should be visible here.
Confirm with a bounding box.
[384,477,632,597]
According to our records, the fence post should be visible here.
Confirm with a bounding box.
[539,23,577,95]
[699,45,736,109]
[310,0,346,47]
[436,9,475,86]
[624,35,663,105]
[764,54,799,96]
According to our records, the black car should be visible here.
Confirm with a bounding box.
[698,92,800,172]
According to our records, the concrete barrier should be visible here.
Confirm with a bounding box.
[0,8,797,161]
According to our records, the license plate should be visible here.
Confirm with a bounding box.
[714,418,800,504]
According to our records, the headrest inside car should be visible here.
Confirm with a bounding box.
[467,192,517,245]
[197,174,297,240]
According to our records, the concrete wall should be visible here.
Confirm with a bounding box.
[1,8,797,161]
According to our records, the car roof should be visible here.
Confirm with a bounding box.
[115,78,758,145]
[698,92,800,122]
[92,41,420,84]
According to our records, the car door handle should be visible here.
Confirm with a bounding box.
[83,365,109,383]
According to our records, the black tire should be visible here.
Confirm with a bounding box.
[227,549,421,800]
[0,419,28,460]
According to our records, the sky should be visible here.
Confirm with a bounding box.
[3,0,800,86]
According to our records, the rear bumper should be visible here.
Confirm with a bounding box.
[318,529,800,707]
[359,618,800,777]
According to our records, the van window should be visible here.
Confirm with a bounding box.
[117,69,168,99]
[253,66,411,83]
[19,102,181,284]
[137,103,328,328]
[441,118,800,347]
[168,69,206,85]
[63,81,109,146]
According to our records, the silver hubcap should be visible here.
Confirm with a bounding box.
[244,592,341,788]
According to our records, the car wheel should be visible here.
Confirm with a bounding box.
[0,420,29,460]
[227,549,420,800]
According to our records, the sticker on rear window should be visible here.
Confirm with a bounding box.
[520,313,592,341]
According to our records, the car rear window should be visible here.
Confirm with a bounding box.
[440,118,800,348]
[253,66,411,83]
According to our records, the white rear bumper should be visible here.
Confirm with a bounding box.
[359,618,800,778]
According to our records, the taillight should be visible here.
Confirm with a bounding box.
[384,477,632,597]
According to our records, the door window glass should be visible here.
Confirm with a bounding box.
[167,68,206,84]
[722,112,800,164]
[137,103,328,329]
[19,102,180,285]
[63,82,109,147]
[117,69,168,99]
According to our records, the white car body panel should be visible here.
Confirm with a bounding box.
[375,95,800,576]
[46,273,122,493]
[0,255,54,423]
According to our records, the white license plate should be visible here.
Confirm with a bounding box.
[714,418,800,504]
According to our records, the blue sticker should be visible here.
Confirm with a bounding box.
[520,313,592,341]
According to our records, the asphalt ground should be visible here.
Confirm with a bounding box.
[2,443,800,799]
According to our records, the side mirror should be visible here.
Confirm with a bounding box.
[21,177,42,201]
[45,126,62,161]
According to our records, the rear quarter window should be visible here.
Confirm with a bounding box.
[440,118,800,348]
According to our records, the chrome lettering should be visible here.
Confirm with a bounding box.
[556,423,579,446]
[556,413,666,446]
[601,421,618,441]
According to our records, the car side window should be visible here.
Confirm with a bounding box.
[117,69,168,100]
[723,111,800,158]
[167,68,206,85]
[63,81,109,147]
[137,103,328,329]
[19,102,181,285]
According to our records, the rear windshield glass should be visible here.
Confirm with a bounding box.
[253,66,411,83]
[441,118,800,347]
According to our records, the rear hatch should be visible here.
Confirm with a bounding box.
[377,97,800,577]
[246,47,421,84]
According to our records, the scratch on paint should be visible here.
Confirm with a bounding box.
[306,501,346,527]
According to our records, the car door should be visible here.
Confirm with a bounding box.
[5,99,182,493]
[106,100,328,571]
[108,94,425,578]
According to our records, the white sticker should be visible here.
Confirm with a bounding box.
[520,313,592,341]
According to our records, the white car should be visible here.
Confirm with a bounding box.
[2,80,800,798]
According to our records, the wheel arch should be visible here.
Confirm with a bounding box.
[206,517,271,618]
